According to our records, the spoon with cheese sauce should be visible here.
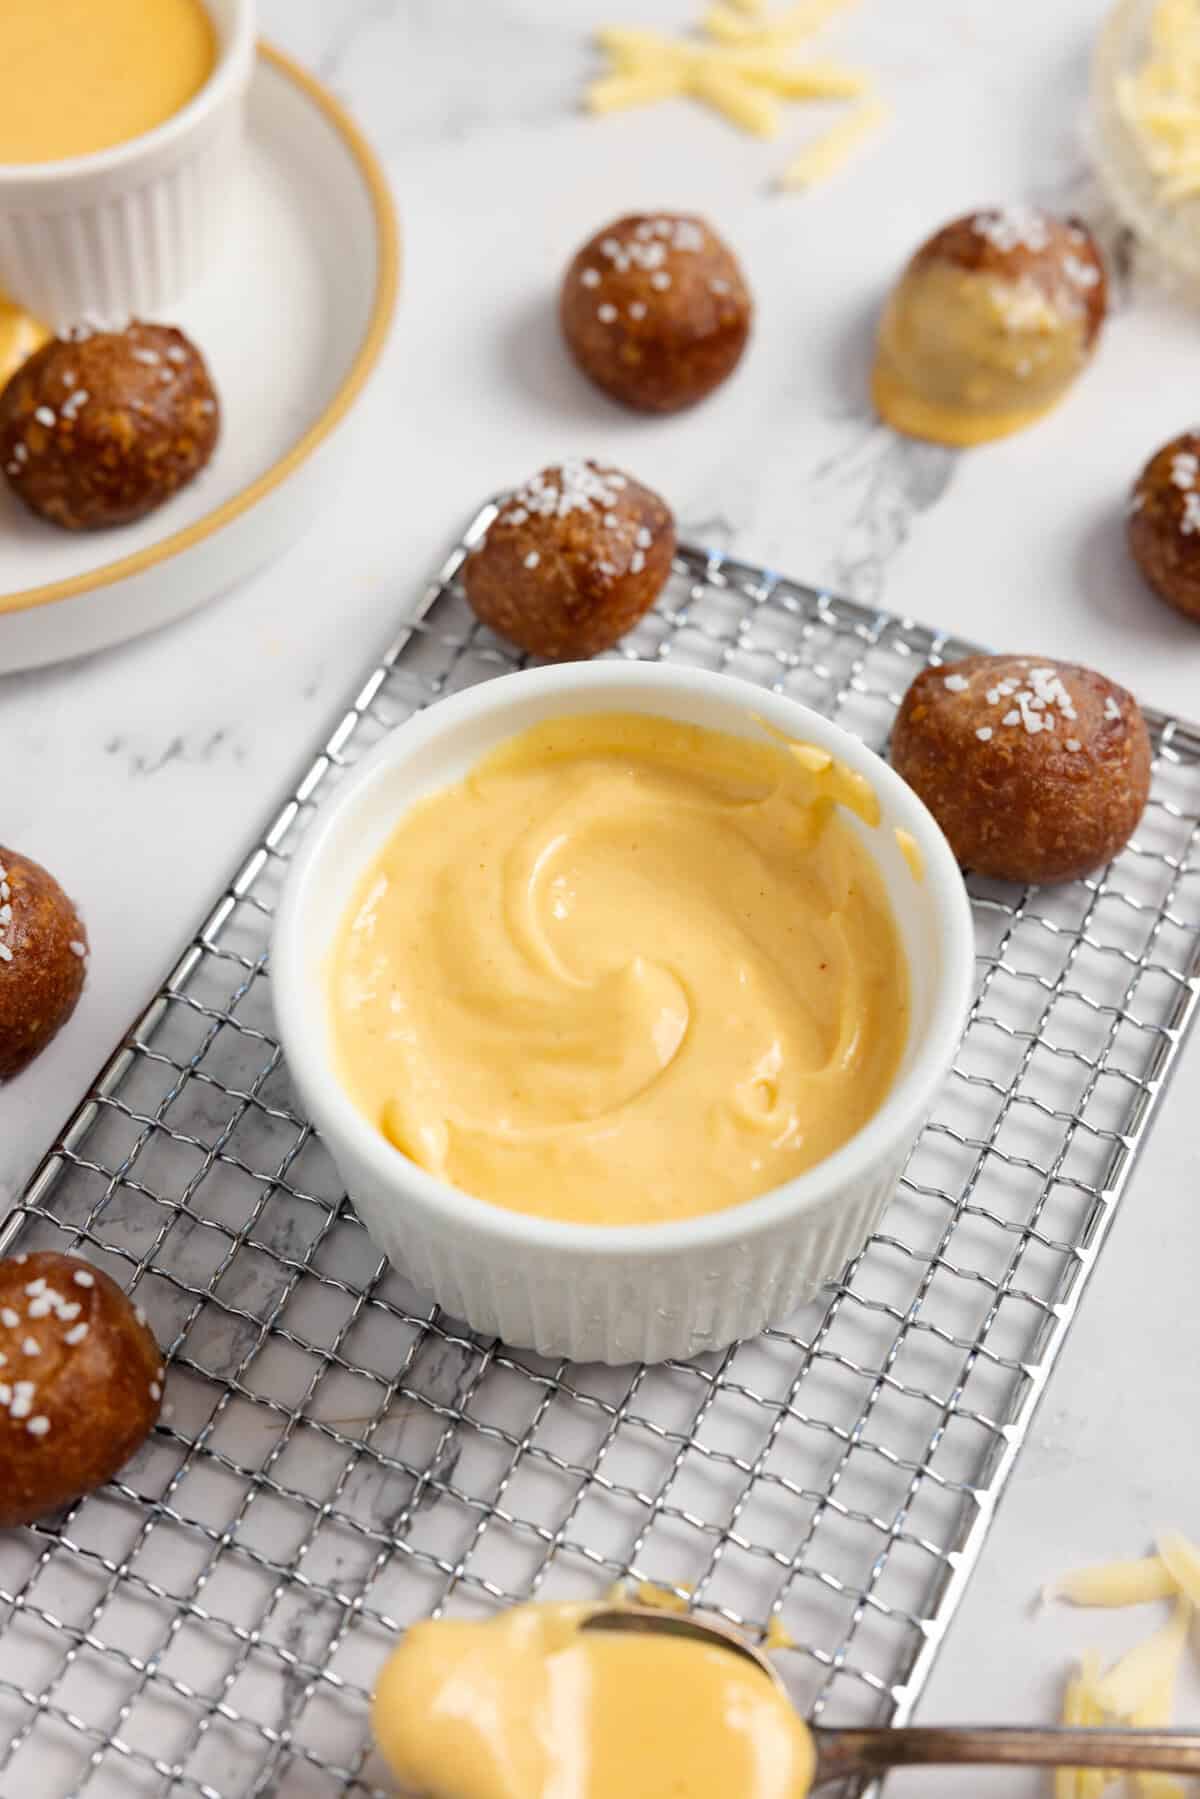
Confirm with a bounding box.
[582,1607,1200,1787]
[371,1602,1200,1797]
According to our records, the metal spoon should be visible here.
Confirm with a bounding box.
[582,1606,1200,1785]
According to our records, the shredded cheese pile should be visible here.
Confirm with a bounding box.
[588,0,886,189]
[1044,1530,1200,1797]
[1117,0,1200,203]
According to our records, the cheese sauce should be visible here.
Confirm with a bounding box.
[0,296,46,387]
[330,713,908,1226]
[0,0,217,165]
[873,261,1093,447]
[371,1602,816,1799]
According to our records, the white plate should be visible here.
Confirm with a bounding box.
[0,43,397,672]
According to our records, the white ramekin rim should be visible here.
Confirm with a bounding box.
[272,661,976,1258]
[0,0,256,190]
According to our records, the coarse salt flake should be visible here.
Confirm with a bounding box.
[72,1270,94,1287]
[628,301,647,320]
[21,1338,38,1356]
[973,205,1050,254]
[64,1323,88,1346]
[650,271,671,291]
[69,941,86,958]
[580,268,601,288]
[1105,696,1122,721]
[630,550,646,574]
[943,673,969,692]
[1066,738,1082,752]
[1063,253,1100,289]
[34,407,55,427]
[523,551,540,570]
[26,1416,49,1437]
[0,1308,17,1327]
[976,726,993,741]
[597,303,618,323]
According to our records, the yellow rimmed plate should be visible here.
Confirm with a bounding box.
[0,41,398,672]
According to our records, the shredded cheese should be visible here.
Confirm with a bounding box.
[1115,0,1200,205]
[586,70,687,113]
[1157,1529,1200,1606]
[1046,1529,1200,1796]
[689,65,782,135]
[777,94,888,187]
[1057,1651,1115,1799]
[702,0,857,48]
[595,25,687,65]
[1132,1640,1188,1799]
[1044,1555,1178,1609]
[589,0,879,187]
[726,54,868,96]
[1093,1596,1191,1717]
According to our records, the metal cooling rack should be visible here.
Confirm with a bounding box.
[3,506,1200,1799]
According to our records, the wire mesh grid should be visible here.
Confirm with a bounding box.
[3,506,1200,1799]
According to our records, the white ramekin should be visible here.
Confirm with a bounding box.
[0,0,255,331]
[272,664,975,1366]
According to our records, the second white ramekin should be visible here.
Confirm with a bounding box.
[272,664,976,1365]
[0,0,255,331]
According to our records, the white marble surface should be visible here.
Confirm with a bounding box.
[3,0,1200,1785]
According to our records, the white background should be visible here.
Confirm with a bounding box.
[2,1,1199,1788]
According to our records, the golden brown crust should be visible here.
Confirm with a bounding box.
[912,208,1108,348]
[1127,432,1200,623]
[462,461,676,660]
[0,1251,162,1527]
[891,655,1151,885]
[0,320,220,530]
[560,213,751,414]
[0,847,88,1081]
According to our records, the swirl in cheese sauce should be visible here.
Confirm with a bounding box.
[330,713,908,1226]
